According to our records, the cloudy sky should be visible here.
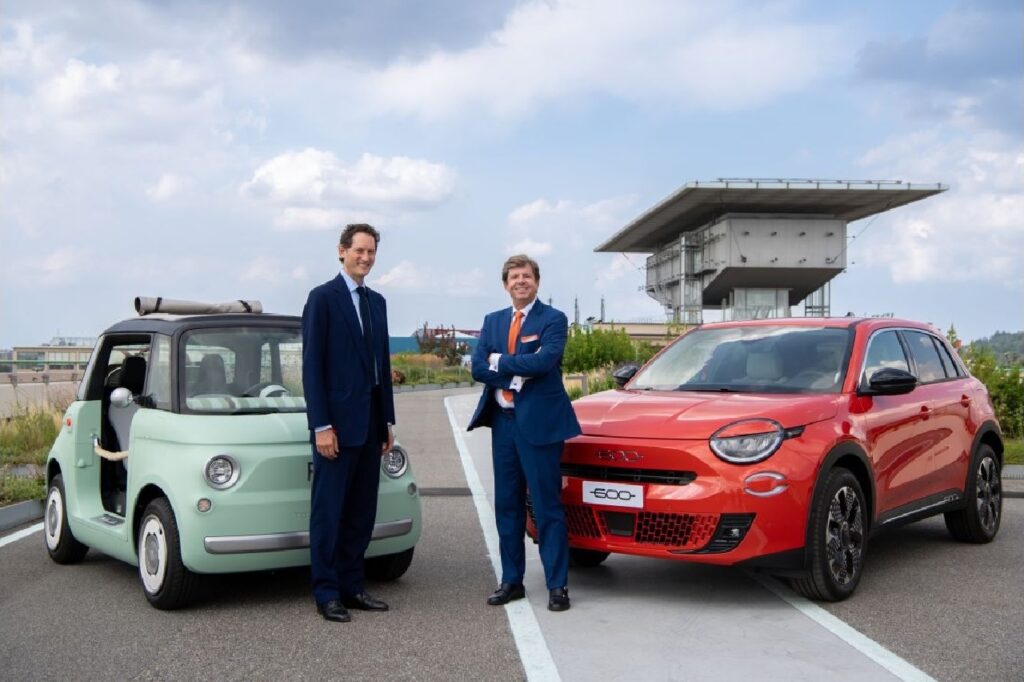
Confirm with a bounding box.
[1,0,1021,347]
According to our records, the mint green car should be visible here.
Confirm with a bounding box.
[43,305,421,609]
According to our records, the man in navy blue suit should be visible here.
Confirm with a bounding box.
[302,223,395,623]
[469,254,582,612]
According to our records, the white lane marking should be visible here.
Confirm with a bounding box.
[444,396,560,682]
[753,574,936,682]
[0,522,43,549]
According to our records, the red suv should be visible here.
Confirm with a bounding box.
[542,318,1003,601]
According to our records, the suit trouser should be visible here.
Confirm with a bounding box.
[309,391,383,604]
[491,409,569,590]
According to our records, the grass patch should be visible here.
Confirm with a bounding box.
[0,408,60,466]
[1004,439,1024,465]
[390,354,472,386]
[0,474,45,506]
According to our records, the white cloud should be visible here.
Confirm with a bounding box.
[508,195,636,229]
[595,254,644,289]
[507,238,552,256]
[145,173,186,201]
[243,149,456,209]
[43,59,121,107]
[360,0,843,121]
[239,256,310,285]
[13,246,93,287]
[857,129,1024,287]
[373,260,485,296]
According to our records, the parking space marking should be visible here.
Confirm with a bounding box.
[0,522,43,549]
[753,574,935,682]
[444,396,561,682]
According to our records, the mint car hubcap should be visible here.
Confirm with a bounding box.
[975,456,1001,534]
[825,485,863,587]
[45,488,63,550]
[139,517,168,594]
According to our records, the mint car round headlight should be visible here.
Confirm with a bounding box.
[382,445,408,478]
[709,419,785,464]
[204,454,240,489]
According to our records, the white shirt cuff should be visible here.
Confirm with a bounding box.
[488,352,501,371]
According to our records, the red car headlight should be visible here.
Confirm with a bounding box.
[709,419,786,464]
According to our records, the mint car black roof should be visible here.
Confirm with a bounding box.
[102,313,301,336]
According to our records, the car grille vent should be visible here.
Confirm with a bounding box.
[690,514,756,554]
[633,512,718,548]
[565,504,602,538]
[560,463,696,486]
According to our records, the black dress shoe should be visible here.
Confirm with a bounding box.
[487,582,526,606]
[341,591,389,611]
[548,587,570,612]
[316,599,351,622]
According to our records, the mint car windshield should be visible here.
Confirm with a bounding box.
[631,326,851,394]
[182,327,305,413]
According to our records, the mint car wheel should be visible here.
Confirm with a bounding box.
[44,474,88,564]
[138,498,199,610]
[365,547,414,581]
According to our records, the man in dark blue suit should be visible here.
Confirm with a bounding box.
[302,223,396,623]
[469,254,582,612]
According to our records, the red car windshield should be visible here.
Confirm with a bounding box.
[631,325,852,394]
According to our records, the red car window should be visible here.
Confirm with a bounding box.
[903,331,947,383]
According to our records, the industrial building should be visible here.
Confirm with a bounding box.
[596,179,946,324]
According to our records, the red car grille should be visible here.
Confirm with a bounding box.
[561,504,719,550]
[633,511,717,548]
[566,504,602,538]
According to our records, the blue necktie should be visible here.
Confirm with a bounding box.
[356,286,378,385]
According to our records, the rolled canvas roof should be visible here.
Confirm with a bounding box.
[135,297,263,315]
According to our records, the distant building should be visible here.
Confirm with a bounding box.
[597,179,947,323]
[11,336,96,371]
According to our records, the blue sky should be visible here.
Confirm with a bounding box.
[1,0,1021,347]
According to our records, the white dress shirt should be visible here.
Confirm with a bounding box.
[490,299,534,409]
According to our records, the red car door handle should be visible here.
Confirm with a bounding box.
[960,395,971,407]
[919,405,930,419]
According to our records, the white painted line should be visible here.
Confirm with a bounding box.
[0,522,43,549]
[444,396,561,682]
[752,574,936,682]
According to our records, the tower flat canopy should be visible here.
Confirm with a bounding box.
[596,179,947,253]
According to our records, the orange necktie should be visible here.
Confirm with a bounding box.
[501,310,523,404]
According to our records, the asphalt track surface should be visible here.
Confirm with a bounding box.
[1,387,1021,680]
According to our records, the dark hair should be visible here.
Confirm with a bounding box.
[339,223,381,248]
[502,254,540,282]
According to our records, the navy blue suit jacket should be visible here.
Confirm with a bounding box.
[302,274,395,447]
[468,300,581,446]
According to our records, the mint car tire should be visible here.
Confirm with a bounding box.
[365,547,414,581]
[944,444,1001,543]
[138,498,199,609]
[790,468,867,602]
[570,548,610,567]
[44,474,88,564]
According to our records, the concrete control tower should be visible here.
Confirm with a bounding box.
[596,179,946,323]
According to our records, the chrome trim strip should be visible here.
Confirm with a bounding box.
[371,518,414,540]
[879,495,959,526]
[204,518,414,554]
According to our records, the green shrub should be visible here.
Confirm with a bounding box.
[960,345,1024,439]
[0,408,60,466]
[564,326,650,374]
[1004,439,1024,465]
[0,474,45,505]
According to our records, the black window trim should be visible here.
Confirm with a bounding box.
[858,328,911,390]
[896,328,965,386]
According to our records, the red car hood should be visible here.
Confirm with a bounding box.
[573,389,840,440]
